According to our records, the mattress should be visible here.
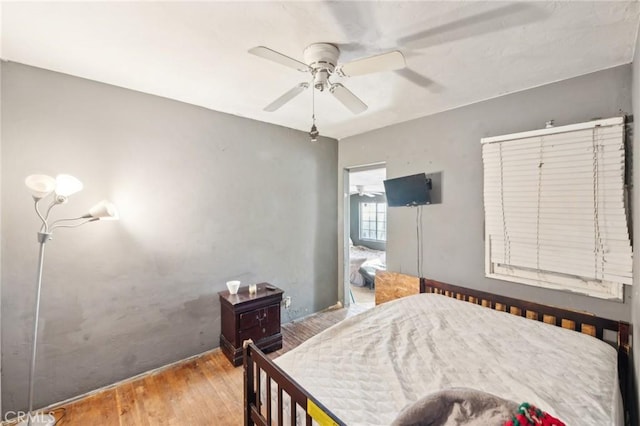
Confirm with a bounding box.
[274,293,622,425]
[349,245,385,286]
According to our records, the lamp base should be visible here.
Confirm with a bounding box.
[16,413,56,426]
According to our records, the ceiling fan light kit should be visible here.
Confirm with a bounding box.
[249,42,406,141]
[309,123,319,143]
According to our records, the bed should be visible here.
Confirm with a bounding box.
[243,277,632,426]
[349,244,385,286]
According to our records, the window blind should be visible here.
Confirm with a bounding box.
[482,117,631,300]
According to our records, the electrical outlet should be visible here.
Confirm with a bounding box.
[283,296,291,308]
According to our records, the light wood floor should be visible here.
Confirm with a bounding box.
[350,284,375,306]
[27,306,360,426]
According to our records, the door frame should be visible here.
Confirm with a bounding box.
[342,163,386,306]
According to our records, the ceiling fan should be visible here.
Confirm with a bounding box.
[350,185,383,197]
[249,43,406,115]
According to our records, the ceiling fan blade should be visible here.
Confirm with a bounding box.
[264,83,309,112]
[338,51,406,77]
[330,83,368,114]
[249,46,309,72]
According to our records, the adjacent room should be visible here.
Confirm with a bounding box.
[347,167,386,308]
[1,1,640,425]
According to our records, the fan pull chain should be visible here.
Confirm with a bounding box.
[309,77,319,142]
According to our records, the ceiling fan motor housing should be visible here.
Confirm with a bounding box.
[304,43,339,91]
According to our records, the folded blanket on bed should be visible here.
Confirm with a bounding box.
[391,388,519,426]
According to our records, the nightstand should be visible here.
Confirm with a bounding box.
[219,282,283,366]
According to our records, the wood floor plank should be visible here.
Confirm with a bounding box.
[137,374,173,425]
[160,367,201,426]
[47,306,352,425]
[116,382,147,426]
[179,360,227,425]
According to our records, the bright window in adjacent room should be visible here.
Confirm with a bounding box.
[360,202,387,242]
[482,117,632,301]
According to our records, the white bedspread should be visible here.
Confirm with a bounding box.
[275,293,621,425]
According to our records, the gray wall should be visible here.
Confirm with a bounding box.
[349,194,386,251]
[632,23,640,420]
[339,64,632,321]
[1,62,338,412]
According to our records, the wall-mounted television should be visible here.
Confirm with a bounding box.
[383,173,432,207]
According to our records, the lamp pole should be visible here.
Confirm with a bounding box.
[26,232,51,426]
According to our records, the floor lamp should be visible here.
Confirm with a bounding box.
[19,174,118,426]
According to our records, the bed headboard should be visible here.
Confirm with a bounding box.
[420,278,631,352]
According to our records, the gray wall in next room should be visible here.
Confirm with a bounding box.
[338,64,632,321]
[1,62,338,413]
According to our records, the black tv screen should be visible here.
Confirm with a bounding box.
[384,173,431,207]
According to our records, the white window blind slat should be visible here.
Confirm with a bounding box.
[484,138,623,156]
[490,244,633,265]
[490,147,624,162]
[489,248,633,279]
[490,240,633,259]
[482,117,631,300]
[491,249,633,267]
[489,137,624,153]
[485,170,624,181]
[493,264,632,286]
[486,220,629,231]
[490,241,632,255]
[492,264,625,296]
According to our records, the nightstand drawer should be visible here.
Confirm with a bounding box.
[239,303,280,330]
[239,320,280,343]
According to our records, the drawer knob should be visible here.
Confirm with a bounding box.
[262,328,265,333]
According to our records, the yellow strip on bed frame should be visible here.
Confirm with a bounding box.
[308,399,339,426]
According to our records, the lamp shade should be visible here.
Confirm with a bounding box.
[25,174,56,199]
[87,200,119,220]
[55,174,83,197]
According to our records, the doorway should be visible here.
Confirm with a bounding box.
[345,166,387,309]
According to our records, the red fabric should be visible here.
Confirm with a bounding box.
[504,403,565,426]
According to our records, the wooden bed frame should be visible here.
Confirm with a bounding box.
[244,277,633,426]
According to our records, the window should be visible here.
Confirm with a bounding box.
[360,202,386,242]
[482,117,631,300]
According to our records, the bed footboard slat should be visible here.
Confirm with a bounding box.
[244,342,345,426]
[266,375,272,425]
[277,384,283,426]
[251,406,268,425]
[256,363,262,414]
[244,343,255,426]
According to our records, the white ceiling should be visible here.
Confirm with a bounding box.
[2,1,639,140]
[350,168,387,194]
